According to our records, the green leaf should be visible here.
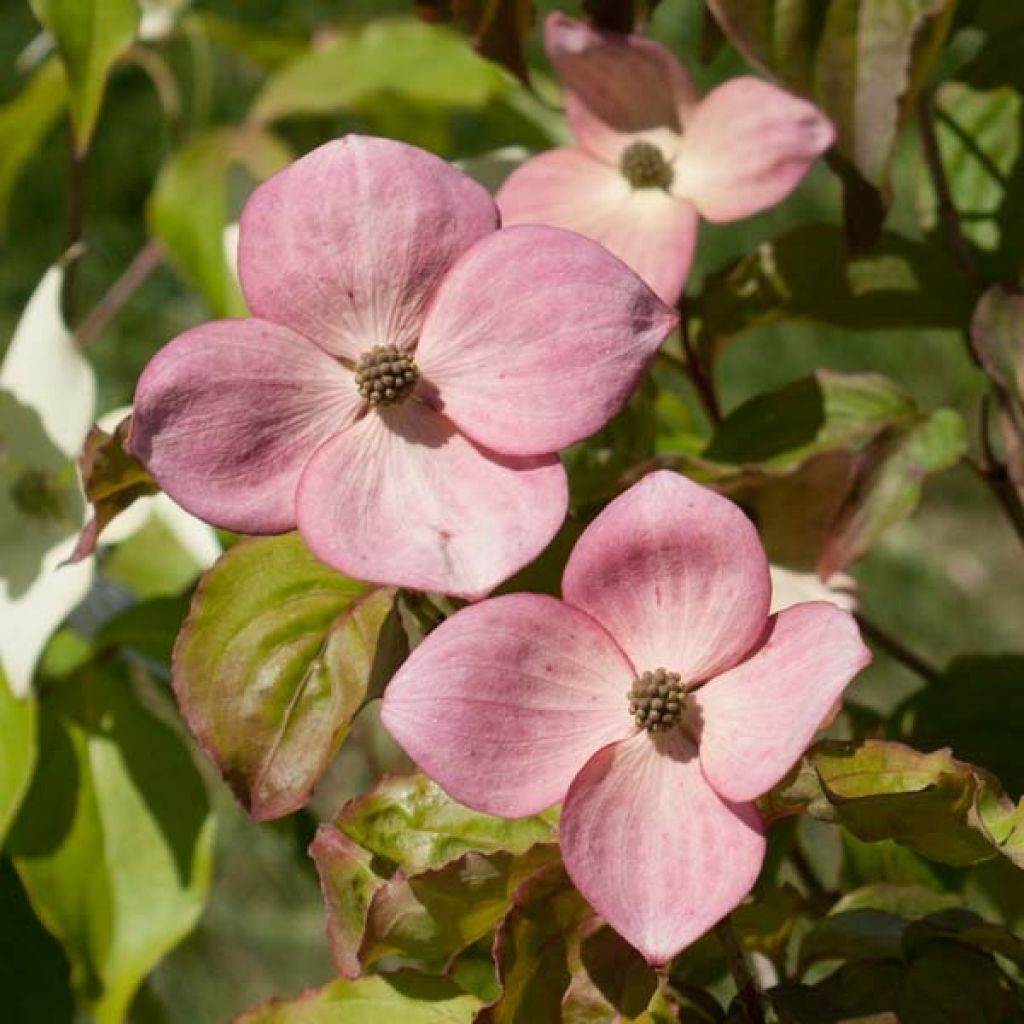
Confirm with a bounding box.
[234,970,482,1023]
[0,670,36,849]
[173,532,399,820]
[704,371,917,473]
[29,0,140,153]
[309,827,389,978]
[146,126,292,317]
[801,910,908,967]
[312,774,558,977]
[70,414,158,563]
[916,83,1024,261]
[0,857,75,1021]
[186,11,306,71]
[901,655,1024,798]
[690,225,974,354]
[818,406,967,576]
[478,863,591,1024]
[760,739,1024,870]
[731,885,805,964]
[830,883,961,920]
[706,0,957,230]
[0,58,66,233]
[564,378,657,508]
[250,19,512,125]
[93,594,191,668]
[671,372,963,573]
[334,773,556,875]
[358,846,558,973]
[562,920,665,1024]
[7,667,214,1024]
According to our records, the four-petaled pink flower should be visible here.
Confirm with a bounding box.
[129,135,676,597]
[382,471,870,963]
[497,13,836,305]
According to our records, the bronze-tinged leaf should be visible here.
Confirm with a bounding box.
[172,533,401,820]
[70,414,158,563]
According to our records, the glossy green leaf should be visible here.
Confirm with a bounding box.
[7,668,214,1024]
[335,773,556,874]
[147,127,292,317]
[916,83,1023,260]
[0,58,66,232]
[691,226,973,354]
[173,532,398,820]
[706,0,956,229]
[478,863,591,1024]
[0,670,36,849]
[234,971,482,1023]
[250,19,512,125]
[29,0,140,153]
[70,414,158,562]
[761,739,1024,870]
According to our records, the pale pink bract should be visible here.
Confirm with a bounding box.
[128,135,677,598]
[381,471,870,963]
[497,13,836,305]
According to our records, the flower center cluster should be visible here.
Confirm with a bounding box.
[354,345,419,406]
[628,668,685,733]
[619,141,674,191]
[9,468,66,521]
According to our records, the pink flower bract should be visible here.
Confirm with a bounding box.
[497,13,836,305]
[381,471,871,963]
[128,135,676,597]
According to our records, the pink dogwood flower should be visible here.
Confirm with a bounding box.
[382,471,870,963]
[128,135,676,598]
[497,13,836,305]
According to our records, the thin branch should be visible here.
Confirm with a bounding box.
[965,395,1024,550]
[917,88,982,289]
[678,300,723,426]
[75,241,165,349]
[854,613,942,683]
[715,917,765,1024]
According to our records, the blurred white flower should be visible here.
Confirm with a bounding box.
[769,564,858,614]
[0,267,218,697]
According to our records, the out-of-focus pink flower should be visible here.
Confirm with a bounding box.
[497,13,836,305]
[129,135,676,598]
[382,471,869,963]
